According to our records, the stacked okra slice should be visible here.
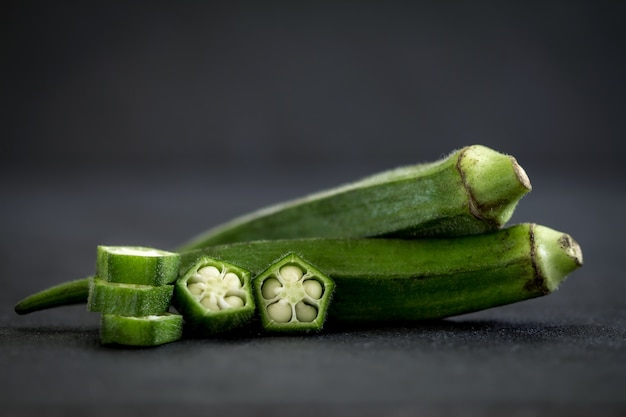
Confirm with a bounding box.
[87,246,183,346]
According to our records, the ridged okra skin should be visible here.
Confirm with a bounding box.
[176,145,532,251]
[174,256,255,335]
[254,253,335,333]
[87,279,174,316]
[96,246,181,286]
[100,313,183,346]
[180,223,582,323]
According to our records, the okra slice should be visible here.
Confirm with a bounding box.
[174,256,254,335]
[100,313,183,347]
[96,245,181,286]
[253,253,335,333]
[87,278,173,316]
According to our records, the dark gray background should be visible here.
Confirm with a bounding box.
[1,1,625,416]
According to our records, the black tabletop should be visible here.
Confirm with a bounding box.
[1,169,624,416]
[2,2,625,416]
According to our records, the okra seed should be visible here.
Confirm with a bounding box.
[200,295,219,311]
[224,295,245,308]
[223,272,242,289]
[267,300,292,323]
[188,282,205,295]
[261,278,283,300]
[279,265,303,282]
[295,302,317,322]
[303,279,323,299]
[198,266,221,278]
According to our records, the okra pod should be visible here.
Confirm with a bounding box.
[176,145,532,251]
[181,223,582,323]
[15,224,582,325]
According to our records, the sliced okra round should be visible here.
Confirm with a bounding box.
[253,253,335,333]
[100,313,183,347]
[174,256,255,335]
[87,278,173,316]
[96,246,181,286]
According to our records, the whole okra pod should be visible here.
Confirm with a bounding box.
[176,145,531,251]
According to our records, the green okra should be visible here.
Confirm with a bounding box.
[176,145,532,251]
[15,223,582,325]
[174,256,255,335]
[100,313,183,346]
[180,223,582,323]
[254,253,335,333]
[87,279,174,316]
[96,245,180,286]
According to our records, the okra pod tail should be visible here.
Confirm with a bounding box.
[14,277,92,315]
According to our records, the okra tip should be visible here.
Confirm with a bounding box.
[458,145,532,226]
[532,224,583,293]
[14,277,92,315]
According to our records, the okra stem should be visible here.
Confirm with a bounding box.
[176,145,531,251]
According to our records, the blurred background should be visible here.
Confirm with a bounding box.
[1,1,625,413]
[3,0,624,243]
[3,1,625,176]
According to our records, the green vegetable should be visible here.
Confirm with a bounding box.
[87,279,174,316]
[96,245,180,286]
[174,256,255,335]
[100,313,183,346]
[176,145,532,251]
[181,223,582,323]
[15,223,582,326]
[254,253,335,332]
[14,277,92,315]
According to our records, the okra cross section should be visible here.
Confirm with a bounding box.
[253,253,335,332]
[174,256,255,335]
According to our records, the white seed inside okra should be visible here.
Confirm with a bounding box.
[267,300,292,323]
[303,280,323,299]
[261,278,282,299]
[279,265,303,282]
[295,302,317,322]
[187,265,247,311]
